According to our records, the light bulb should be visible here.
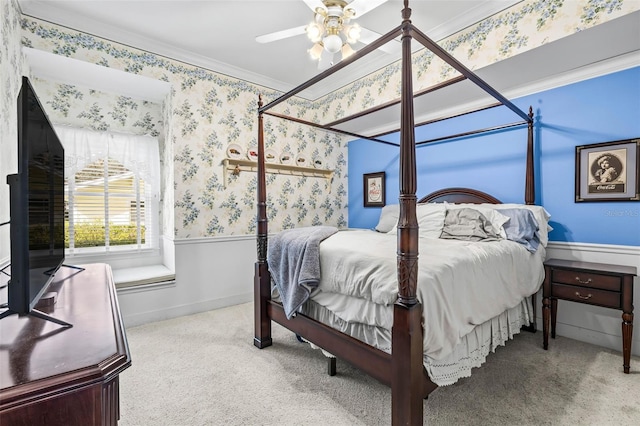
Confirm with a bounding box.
[306,22,323,43]
[323,34,342,54]
[345,24,361,44]
[308,42,324,60]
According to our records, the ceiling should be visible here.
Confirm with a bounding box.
[18,0,524,98]
[16,0,640,135]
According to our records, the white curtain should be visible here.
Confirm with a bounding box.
[54,126,160,196]
[54,126,160,252]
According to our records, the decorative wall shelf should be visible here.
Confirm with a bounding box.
[222,158,333,188]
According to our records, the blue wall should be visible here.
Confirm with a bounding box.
[348,67,640,246]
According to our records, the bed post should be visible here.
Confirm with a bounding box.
[254,94,272,349]
[392,3,423,425]
[525,106,535,205]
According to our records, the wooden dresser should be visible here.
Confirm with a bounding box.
[0,263,131,425]
[542,258,637,373]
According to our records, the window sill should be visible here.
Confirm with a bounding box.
[112,264,175,289]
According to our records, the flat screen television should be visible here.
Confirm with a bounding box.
[0,76,71,327]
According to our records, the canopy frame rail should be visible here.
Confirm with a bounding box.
[262,111,397,146]
[324,75,468,128]
[259,25,403,114]
[416,120,529,146]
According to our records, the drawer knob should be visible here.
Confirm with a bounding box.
[575,277,592,284]
[575,291,593,300]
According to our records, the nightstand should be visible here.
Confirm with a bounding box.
[542,258,637,373]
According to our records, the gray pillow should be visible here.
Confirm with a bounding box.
[495,208,541,253]
[440,208,502,242]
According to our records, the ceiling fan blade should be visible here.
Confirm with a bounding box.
[255,25,307,44]
[303,0,326,14]
[346,0,389,18]
[318,50,334,70]
[358,27,399,54]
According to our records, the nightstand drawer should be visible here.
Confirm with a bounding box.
[551,269,621,292]
[551,283,621,309]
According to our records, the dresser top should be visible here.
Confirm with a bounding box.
[544,258,637,276]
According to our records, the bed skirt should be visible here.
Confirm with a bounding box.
[297,297,535,386]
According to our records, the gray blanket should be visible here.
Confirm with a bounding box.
[267,226,338,319]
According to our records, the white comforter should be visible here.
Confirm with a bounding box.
[314,229,545,360]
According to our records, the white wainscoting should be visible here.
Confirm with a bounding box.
[539,242,640,357]
[117,234,255,327]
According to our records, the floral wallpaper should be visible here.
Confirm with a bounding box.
[31,79,164,136]
[8,0,640,242]
[20,15,349,239]
[0,0,24,264]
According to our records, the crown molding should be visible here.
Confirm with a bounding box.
[24,47,171,102]
[18,1,295,94]
[18,0,522,100]
[502,50,640,101]
[426,0,523,42]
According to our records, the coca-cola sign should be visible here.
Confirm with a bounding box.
[364,172,386,207]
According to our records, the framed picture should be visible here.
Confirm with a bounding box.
[363,172,386,207]
[575,138,639,202]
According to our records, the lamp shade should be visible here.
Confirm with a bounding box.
[323,34,342,54]
[341,43,355,60]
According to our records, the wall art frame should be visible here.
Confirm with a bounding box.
[363,172,386,207]
[575,138,640,202]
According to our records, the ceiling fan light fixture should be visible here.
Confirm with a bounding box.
[323,33,342,54]
[306,22,323,43]
[343,7,355,20]
[340,43,355,60]
[308,42,324,61]
[344,23,361,44]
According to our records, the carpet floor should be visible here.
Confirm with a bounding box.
[119,302,640,425]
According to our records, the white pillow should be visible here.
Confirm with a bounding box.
[387,203,446,239]
[444,203,510,239]
[375,204,399,233]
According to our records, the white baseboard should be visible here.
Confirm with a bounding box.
[120,291,253,328]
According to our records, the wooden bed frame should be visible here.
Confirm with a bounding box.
[254,1,536,424]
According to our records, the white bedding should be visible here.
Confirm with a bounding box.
[313,229,546,361]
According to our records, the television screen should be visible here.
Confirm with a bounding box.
[5,76,65,316]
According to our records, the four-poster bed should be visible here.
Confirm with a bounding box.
[254,2,543,424]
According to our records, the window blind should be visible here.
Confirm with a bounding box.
[55,127,160,255]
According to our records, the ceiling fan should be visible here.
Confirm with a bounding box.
[256,0,393,68]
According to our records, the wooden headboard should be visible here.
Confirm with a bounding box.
[418,187,502,204]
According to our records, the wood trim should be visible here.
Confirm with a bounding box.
[267,301,392,386]
[324,75,467,129]
[418,187,502,204]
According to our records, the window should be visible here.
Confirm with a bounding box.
[56,127,160,256]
